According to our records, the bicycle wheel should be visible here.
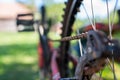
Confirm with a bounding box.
[60,0,120,79]
[59,0,83,78]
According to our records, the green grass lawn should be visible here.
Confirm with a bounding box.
[0,31,120,80]
[0,32,39,80]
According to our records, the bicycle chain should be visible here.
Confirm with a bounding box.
[50,32,87,42]
[61,32,87,41]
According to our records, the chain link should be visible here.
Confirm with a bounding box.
[49,32,87,42]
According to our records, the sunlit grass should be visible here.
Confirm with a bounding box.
[101,63,120,79]
[0,55,37,64]
[0,32,39,80]
[0,32,38,45]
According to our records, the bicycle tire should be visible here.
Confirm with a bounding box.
[60,0,83,78]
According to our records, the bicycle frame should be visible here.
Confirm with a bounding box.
[37,5,78,79]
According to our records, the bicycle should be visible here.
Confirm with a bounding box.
[38,0,120,80]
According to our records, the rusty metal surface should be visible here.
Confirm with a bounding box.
[75,30,120,79]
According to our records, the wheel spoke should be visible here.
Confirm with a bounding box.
[112,0,118,29]
[106,0,112,39]
[106,58,113,71]
[105,0,118,79]
[111,50,117,80]
[81,3,96,31]
[106,58,117,80]
[77,30,84,56]
[99,70,103,80]
[91,0,96,31]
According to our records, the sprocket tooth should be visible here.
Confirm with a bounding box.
[63,8,66,11]
[61,21,63,24]
[77,8,80,12]
[64,2,67,5]
[62,14,65,18]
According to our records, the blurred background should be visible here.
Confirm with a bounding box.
[0,0,64,80]
[0,0,120,80]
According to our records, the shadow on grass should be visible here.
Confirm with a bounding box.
[0,62,39,80]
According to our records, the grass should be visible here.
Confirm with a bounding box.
[0,32,39,80]
[0,31,120,80]
[102,63,120,79]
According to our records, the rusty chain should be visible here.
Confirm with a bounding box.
[49,32,87,42]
